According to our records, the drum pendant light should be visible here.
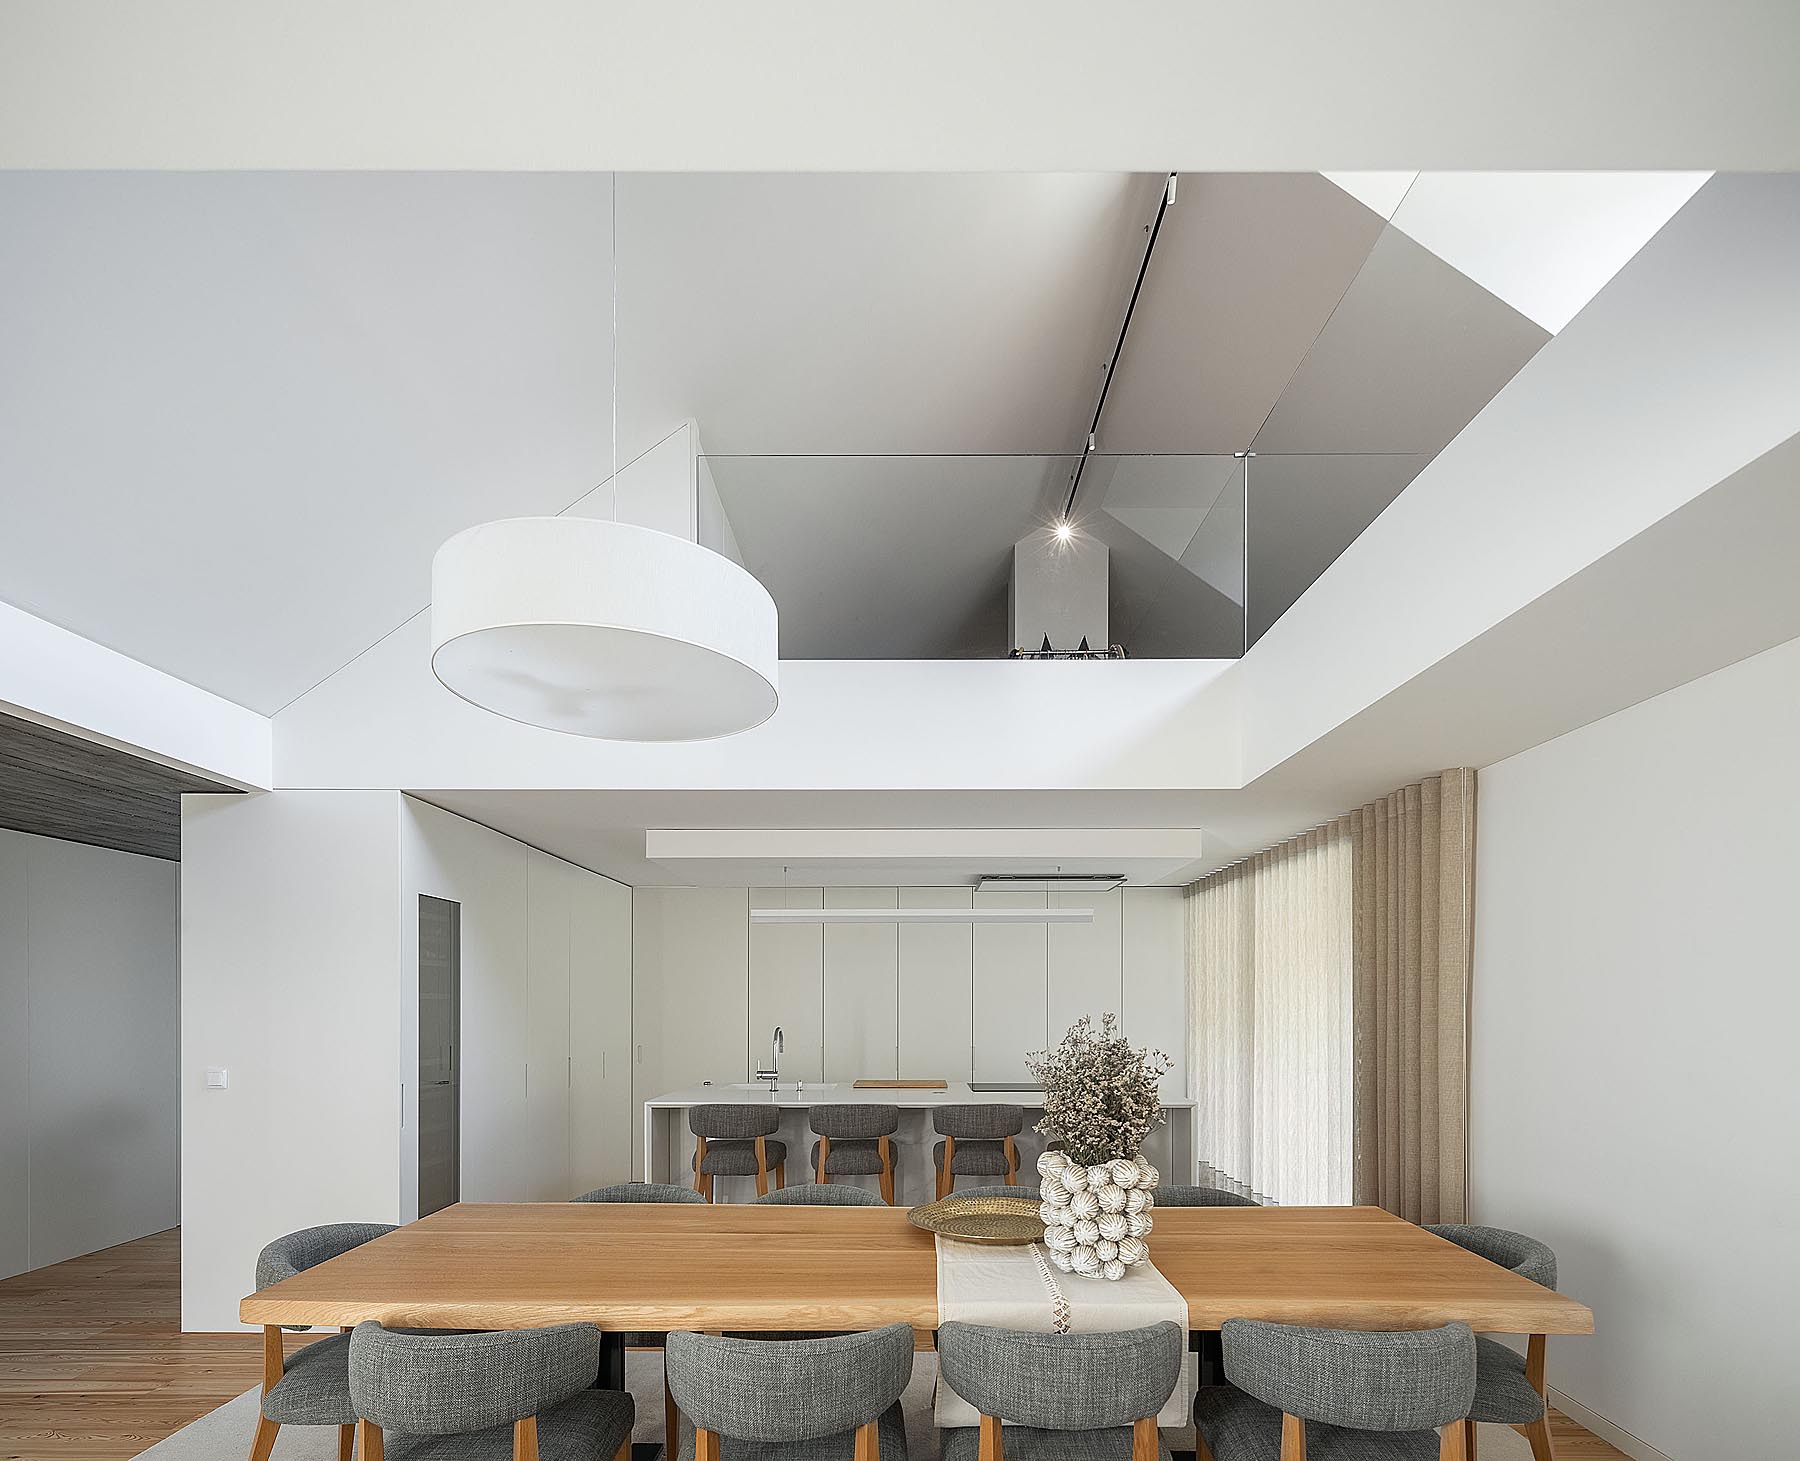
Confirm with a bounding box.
[428,178,780,741]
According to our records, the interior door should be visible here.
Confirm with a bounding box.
[417,895,461,1217]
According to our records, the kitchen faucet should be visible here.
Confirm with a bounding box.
[754,1026,784,1087]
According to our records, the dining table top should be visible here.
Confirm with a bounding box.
[240,1201,1593,1337]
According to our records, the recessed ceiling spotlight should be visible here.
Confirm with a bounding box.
[1051,518,1076,544]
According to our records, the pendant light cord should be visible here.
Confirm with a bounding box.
[610,171,619,523]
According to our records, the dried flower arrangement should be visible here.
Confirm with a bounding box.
[1026,1012,1172,1166]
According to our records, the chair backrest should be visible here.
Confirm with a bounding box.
[1426,1223,1557,1290]
[809,1103,900,1139]
[665,1325,913,1442]
[937,1321,1183,1430]
[953,1185,1033,1200]
[691,1103,781,1139]
[1220,1320,1475,1432]
[1158,1184,1259,1208]
[255,1222,397,1290]
[755,1182,885,1206]
[573,1181,707,1204]
[932,1104,1023,1140]
[349,1322,599,1435]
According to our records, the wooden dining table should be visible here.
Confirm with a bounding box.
[241,1200,1592,1363]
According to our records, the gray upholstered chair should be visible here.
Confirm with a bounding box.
[952,1184,1042,1201]
[936,1320,1184,1461]
[932,1105,1023,1198]
[1159,1185,1259,1208]
[1427,1224,1559,1452]
[663,1323,913,1461]
[574,1181,708,1204]
[349,1321,635,1461]
[756,1182,886,1206]
[690,1104,786,1201]
[1195,1319,1476,1461]
[249,1222,396,1461]
[809,1104,900,1204]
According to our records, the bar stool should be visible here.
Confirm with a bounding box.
[933,1104,1023,1199]
[689,1104,785,1201]
[808,1103,900,1204]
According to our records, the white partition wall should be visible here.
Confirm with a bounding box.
[1123,887,1188,1100]
[569,871,633,1197]
[0,830,178,1281]
[525,849,574,1201]
[896,886,974,1079]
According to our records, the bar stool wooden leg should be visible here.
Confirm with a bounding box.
[878,1134,895,1205]
[774,1160,785,1189]
[1003,1136,1019,1185]
[357,1420,385,1461]
[694,1135,711,1201]
[754,1135,771,1197]
[337,1424,355,1461]
[937,1134,956,1199]
[817,1133,831,1185]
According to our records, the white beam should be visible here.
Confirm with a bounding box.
[0,601,271,789]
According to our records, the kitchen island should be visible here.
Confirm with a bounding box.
[643,1081,1196,1203]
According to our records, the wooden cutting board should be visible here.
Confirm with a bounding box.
[853,1079,948,1089]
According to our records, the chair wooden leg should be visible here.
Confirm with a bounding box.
[665,1364,681,1453]
[1517,1419,1555,1460]
[878,1134,895,1205]
[1195,1435,1216,1461]
[614,1434,633,1461]
[338,1422,356,1461]
[1130,1416,1158,1461]
[1280,1412,1307,1460]
[513,1415,540,1461]
[938,1134,956,1199]
[248,1415,280,1461]
[817,1134,831,1185]
[1466,1418,1479,1459]
[1518,1331,1555,1460]
[854,1417,881,1461]
[978,1412,1004,1461]
[695,1426,721,1461]
[1003,1136,1018,1185]
[755,1135,770,1197]
[775,1160,785,1190]
[357,1419,385,1461]
[694,1135,710,1199]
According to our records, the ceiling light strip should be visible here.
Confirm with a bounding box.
[750,907,1094,926]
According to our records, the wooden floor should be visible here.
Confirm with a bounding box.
[0,1228,1632,1461]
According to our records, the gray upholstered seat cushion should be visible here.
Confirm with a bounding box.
[756,1183,885,1207]
[694,1140,787,1176]
[933,1139,1009,1176]
[1157,1185,1258,1208]
[668,1402,907,1461]
[810,1138,887,1175]
[1468,1336,1544,1425]
[380,1389,635,1461]
[1193,1388,1442,1461]
[941,1424,1172,1461]
[262,1331,354,1425]
[574,1182,706,1204]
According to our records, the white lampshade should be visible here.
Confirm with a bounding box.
[431,517,779,741]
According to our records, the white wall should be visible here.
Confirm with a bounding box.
[0,829,178,1280]
[181,791,401,1332]
[183,791,634,1329]
[1472,634,1800,1460]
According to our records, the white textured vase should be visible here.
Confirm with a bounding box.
[1036,1149,1158,1280]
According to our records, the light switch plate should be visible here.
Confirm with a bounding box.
[204,1066,229,1090]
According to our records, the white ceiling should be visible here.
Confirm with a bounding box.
[0,169,1710,707]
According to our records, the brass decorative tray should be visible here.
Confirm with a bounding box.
[907,1194,1042,1245]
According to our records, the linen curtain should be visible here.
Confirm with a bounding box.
[1186,769,1475,1221]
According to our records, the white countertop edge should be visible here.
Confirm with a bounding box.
[644,1082,1196,1109]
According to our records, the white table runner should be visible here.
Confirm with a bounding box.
[934,1235,1195,1428]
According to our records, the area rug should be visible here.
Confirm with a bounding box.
[133,1351,1532,1459]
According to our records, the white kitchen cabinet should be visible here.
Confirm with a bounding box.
[823,887,897,1081]
[896,886,974,1082]
[525,849,573,1200]
[1048,887,1123,1047]
[971,887,1047,1083]
[750,886,824,1082]
[569,868,633,1196]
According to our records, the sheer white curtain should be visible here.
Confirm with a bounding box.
[1188,821,1353,1205]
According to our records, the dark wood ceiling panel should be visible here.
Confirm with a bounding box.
[0,712,236,860]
